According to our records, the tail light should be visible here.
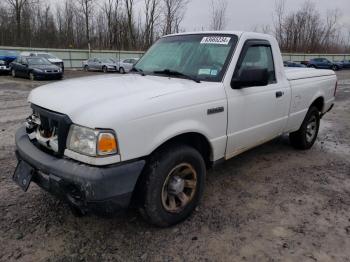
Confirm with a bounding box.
[334,81,338,97]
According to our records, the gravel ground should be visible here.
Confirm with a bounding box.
[0,70,349,262]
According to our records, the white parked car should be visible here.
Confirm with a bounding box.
[117,58,139,73]
[20,52,64,71]
[13,31,336,227]
[83,58,118,73]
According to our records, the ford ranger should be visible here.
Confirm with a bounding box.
[13,32,337,227]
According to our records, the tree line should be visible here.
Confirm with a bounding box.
[0,0,349,53]
[0,0,189,50]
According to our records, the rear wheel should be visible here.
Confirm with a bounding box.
[84,65,89,72]
[139,145,206,227]
[289,106,320,150]
[103,66,108,73]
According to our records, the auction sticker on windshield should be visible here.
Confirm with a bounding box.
[200,36,231,45]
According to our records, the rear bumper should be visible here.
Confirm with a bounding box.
[15,127,145,213]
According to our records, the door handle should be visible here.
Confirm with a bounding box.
[276,91,284,98]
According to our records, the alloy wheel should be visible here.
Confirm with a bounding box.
[306,115,317,143]
[161,163,197,213]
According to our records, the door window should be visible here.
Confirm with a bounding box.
[234,43,276,84]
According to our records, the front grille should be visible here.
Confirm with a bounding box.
[45,69,59,73]
[29,104,72,156]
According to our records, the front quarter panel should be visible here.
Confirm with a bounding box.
[115,82,228,162]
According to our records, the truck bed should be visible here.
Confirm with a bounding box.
[285,67,334,81]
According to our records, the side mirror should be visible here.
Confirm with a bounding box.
[231,68,269,89]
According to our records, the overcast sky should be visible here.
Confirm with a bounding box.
[133,0,350,33]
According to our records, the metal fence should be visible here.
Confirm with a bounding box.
[0,46,145,68]
[1,45,350,68]
[282,53,350,63]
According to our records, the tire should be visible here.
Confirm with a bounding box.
[289,106,320,150]
[103,66,108,73]
[84,65,89,72]
[119,67,125,74]
[11,69,16,78]
[332,65,338,71]
[139,145,206,227]
[29,72,35,81]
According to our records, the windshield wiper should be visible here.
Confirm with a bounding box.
[153,69,201,83]
[130,67,145,76]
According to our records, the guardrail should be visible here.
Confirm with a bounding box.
[1,46,349,67]
[282,53,350,63]
[0,46,145,68]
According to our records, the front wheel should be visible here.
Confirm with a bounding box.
[11,69,16,78]
[289,106,320,150]
[103,66,108,73]
[332,65,338,71]
[29,72,36,81]
[119,67,125,74]
[139,145,206,227]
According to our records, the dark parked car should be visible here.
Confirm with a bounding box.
[283,61,306,68]
[0,50,18,74]
[307,58,342,71]
[339,59,350,69]
[10,56,63,80]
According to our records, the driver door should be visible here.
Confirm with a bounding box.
[225,40,290,159]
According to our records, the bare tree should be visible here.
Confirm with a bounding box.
[5,0,38,44]
[271,0,344,53]
[144,0,160,48]
[209,0,227,31]
[162,0,188,35]
[102,0,119,49]
[125,0,135,47]
[273,0,285,46]
[78,0,95,48]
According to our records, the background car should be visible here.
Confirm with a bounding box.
[83,58,118,73]
[20,52,64,72]
[0,50,18,74]
[118,58,139,73]
[283,61,306,68]
[339,59,350,69]
[307,58,342,71]
[10,56,63,80]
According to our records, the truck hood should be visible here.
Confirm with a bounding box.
[28,74,206,127]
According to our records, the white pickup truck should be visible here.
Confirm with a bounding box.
[13,32,336,227]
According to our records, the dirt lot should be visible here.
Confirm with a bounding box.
[0,70,349,262]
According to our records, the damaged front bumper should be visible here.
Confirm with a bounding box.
[14,127,145,214]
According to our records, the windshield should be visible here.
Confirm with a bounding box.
[101,58,114,63]
[37,53,56,59]
[27,57,52,65]
[134,34,238,82]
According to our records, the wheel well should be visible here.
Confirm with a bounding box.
[310,97,324,112]
[151,133,212,167]
[130,132,212,206]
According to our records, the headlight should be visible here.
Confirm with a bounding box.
[67,125,118,157]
